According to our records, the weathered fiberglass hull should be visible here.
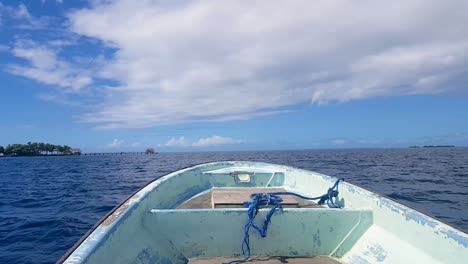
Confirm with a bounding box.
[58,161,468,264]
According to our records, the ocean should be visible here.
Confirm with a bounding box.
[0,148,467,264]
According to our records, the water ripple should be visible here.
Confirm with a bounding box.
[0,148,467,263]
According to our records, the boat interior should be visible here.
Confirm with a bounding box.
[62,162,466,264]
[147,167,370,264]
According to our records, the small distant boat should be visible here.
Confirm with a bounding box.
[58,161,467,264]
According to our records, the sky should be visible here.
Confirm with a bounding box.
[0,0,468,152]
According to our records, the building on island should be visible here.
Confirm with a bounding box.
[145,148,155,154]
[71,148,81,155]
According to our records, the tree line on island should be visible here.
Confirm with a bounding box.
[0,142,81,157]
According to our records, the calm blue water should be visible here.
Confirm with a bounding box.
[0,148,467,263]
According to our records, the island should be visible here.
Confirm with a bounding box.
[0,142,81,157]
[408,145,455,148]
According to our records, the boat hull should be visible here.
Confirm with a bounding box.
[59,161,468,264]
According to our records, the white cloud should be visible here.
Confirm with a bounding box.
[107,138,124,148]
[37,94,80,106]
[331,139,347,145]
[63,0,468,129]
[0,2,49,29]
[15,4,31,19]
[47,39,75,47]
[130,142,141,147]
[6,41,94,92]
[104,139,142,149]
[40,0,63,4]
[192,135,242,147]
[0,3,32,19]
[355,139,381,145]
[164,136,188,147]
[160,135,242,147]
[3,1,468,129]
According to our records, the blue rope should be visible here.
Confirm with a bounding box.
[224,178,344,264]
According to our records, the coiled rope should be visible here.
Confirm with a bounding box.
[224,178,344,264]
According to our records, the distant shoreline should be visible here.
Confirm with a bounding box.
[0,152,157,158]
[1,147,465,158]
[408,145,456,148]
[0,153,81,158]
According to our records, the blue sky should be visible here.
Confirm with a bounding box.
[1,0,468,152]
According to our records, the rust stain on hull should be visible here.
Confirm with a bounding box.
[101,194,140,227]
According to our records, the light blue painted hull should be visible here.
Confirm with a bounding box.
[58,161,468,264]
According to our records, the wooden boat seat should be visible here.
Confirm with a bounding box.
[178,188,324,209]
[188,256,341,264]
